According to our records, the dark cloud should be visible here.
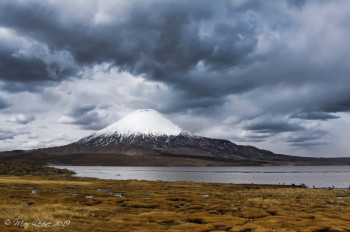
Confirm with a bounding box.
[161,92,227,113]
[0,0,259,97]
[1,0,349,116]
[288,141,327,147]
[287,0,306,9]
[0,128,29,141]
[0,96,10,109]
[235,133,272,143]
[246,134,271,139]
[286,130,328,143]
[0,46,47,81]
[0,80,49,92]
[290,111,340,121]
[1,0,347,122]
[0,129,15,140]
[68,105,96,117]
[99,104,112,110]
[70,112,107,130]
[59,105,108,130]
[279,129,329,149]
[244,121,305,133]
[321,98,350,113]
[0,42,77,92]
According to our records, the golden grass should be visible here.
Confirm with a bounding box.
[0,176,349,231]
[0,175,91,185]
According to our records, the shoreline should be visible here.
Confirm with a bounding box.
[69,175,350,190]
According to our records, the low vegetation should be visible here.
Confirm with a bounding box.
[0,160,75,176]
[0,176,349,231]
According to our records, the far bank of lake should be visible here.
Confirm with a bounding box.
[53,165,350,189]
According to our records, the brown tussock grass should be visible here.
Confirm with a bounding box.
[0,176,349,231]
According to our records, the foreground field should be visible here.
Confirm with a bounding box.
[0,176,349,232]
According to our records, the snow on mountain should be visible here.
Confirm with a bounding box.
[80,109,192,145]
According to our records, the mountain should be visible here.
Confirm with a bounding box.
[70,109,308,162]
[1,109,350,166]
[59,109,288,161]
[77,109,193,147]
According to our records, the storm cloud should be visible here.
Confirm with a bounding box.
[0,129,15,140]
[0,96,10,109]
[290,111,340,121]
[244,121,305,134]
[1,0,350,156]
[0,0,260,96]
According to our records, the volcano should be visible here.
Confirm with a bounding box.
[77,109,194,147]
[71,109,286,161]
[1,109,350,166]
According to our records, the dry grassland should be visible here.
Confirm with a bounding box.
[0,176,349,232]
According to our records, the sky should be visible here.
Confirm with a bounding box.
[1,0,350,157]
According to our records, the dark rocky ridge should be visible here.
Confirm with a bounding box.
[75,133,294,161]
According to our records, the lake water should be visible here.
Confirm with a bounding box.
[54,165,350,189]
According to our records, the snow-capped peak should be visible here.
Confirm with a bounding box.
[92,109,191,138]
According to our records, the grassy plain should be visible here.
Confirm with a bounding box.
[0,176,349,232]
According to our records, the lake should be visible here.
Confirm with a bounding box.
[54,165,350,189]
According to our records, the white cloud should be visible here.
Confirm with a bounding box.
[7,114,35,124]
[0,64,173,151]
